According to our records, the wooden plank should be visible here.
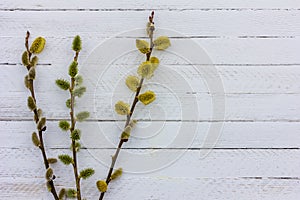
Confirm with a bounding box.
[1,88,300,121]
[1,148,299,177]
[1,0,300,10]
[2,37,300,65]
[2,176,299,200]
[3,64,300,94]
[1,177,299,200]
[1,121,300,148]
[2,1,300,200]
[1,11,300,37]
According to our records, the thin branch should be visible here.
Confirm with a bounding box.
[69,50,82,200]
[25,31,32,69]
[24,31,59,200]
[99,11,155,200]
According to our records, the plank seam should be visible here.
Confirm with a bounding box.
[1,147,297,150]
[0,36,296,39]
[2,119,300,123]
[2,8,300,12]
[3,63,300,66]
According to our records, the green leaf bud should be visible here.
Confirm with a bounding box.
[28,67,36,80]
[79,168,95,179]
[55,79,70,90]
[70,141,81,152]
[37,108,42,117]
[75,75,83,86]
[68,61,78,78]
[72,35,82,52]
[31,132,40,147]
[45,168,53,181]
[37,117,46,131]
[58,120,70,131]
[34,108,43,123]
[27,96,36,111]
[73,86,86,97]
[65,98,71,108]
[58,188,66,199]
[47,158,58,164]
[22,51,30,66]
[46,181,52,192]
[71,129,81,140]
[76,111,90,122]
[24,75,30,89]
[31,56,39,67]
[58,154,73,165]
[66,188,77,198]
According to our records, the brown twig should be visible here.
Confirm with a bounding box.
[99,11,155,200]
[69,51,82,200]
[24,31,59,200]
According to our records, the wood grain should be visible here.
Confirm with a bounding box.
[1,148,299,177]
[1,0,300,10]
[1,11,300,37]
[1,1,300,199]
[2,177,299,200]
[1,90,300,121]
[2,64,300,94]
[2,37,300,65]
[1,148,299,199]
[1,121,300,149]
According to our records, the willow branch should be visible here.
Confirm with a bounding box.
[24,31,59,200]
[99,11,155,200]
[69,51,82,200]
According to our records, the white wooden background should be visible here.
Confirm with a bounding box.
[1,0,300,199]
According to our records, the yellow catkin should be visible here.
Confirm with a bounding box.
[150,56,160,70]
[30,37,46,54]
[136,39,150,54]
[125,75,140,91]
[111,168,123,180]
[96,180,107,193]
[138,91,156,105]
[137,61,153,79]
[115,101,130,115]
[153,36,171,50]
